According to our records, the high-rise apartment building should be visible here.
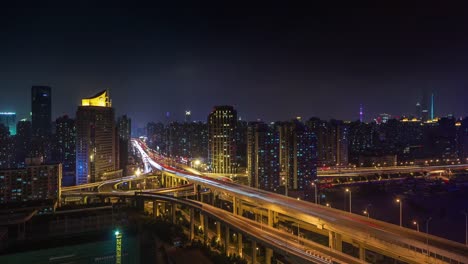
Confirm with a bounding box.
[0,163,62,204]
[208,106,237,174]
[15,120,32,167]
[0,124,14,169]
[76,90,120,184]
[277,121,317,197]
[0,112,16,135]
[31,86,52,137]
[53,116,76,176]
[247,122,280,191]
[117,115,131,175]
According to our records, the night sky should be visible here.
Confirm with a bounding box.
[1,4,468,127]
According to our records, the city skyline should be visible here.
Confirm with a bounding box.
[1,5,468,126]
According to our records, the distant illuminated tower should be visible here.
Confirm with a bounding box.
[76,90,120,184]
[0,112,16,135]
[208,106,237,174]
[430,93,435,120]
[415,102,422,119]
[359,104,364,122]
[31,86,52,137]
[185,110,192,123]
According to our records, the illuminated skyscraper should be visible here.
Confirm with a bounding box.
[31,86,52,137]
[208,106,237,174]
[76,90,120,184]
[0,112,16,135]
[53,116,76,177]
[184,110,192,123]
[117,115,131,176]
[277,120,317,198]
[247,122,280,191]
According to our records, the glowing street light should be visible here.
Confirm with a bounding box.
[396,198,402,227]
[413,221,419,232]
[311,181,318,204]
[115,230,122,264]
[135,168,141,177]
[345,188,352,213]
[363,209,369,219]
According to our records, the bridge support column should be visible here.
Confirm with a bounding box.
[237,233,243,257]
[232,198,237,215]
[359,244,366,261]
[224,226,230,255]
[265,248,273,264]
[251,240,257,264]
[216,221,221,241]
[190,208,195,241]
[267,209,277,227]
[328,231,342,251]
[203,214,209,244]
[171,202,176,224]
[152,200,158,217]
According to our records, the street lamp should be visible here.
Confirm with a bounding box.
[363,209,369,219]
[426,217,432,251]
[462,210,468,246]
[345,188,352,213]
[413,221,419,232]
[311,182,318,204]
[396,198,402,227]
[326,203,331,208]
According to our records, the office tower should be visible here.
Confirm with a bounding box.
[247,122,280,191]
[185,110,192,123]
[420,88,432,122]
[359,104,364,123]
[415,102,422,119]
[0,163,62,205]
[53,116,76,177]
[0,124,15,169]
[0,112,16,135]
[117,115,131,176]
[15,120,32,167]
[147,122,167,154]
[277,121,317,197]
[330,120,349,166]
[76,90,120,184]
[31,86,52,137]
[208,106,237,174]
[307,118,349,167]
[430,93,435,120]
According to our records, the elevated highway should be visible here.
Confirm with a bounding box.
[133,139,468,264]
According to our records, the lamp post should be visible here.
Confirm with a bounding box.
[426,217,432,251]
[413,221,419,232]
[115,230,122,264]
[312,182,318,204]
[363,209,369,219]
[396,198,402,227]
[462,211,467,246]
[345,188,352,213]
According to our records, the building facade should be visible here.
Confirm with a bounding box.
[0,112,16,136]
[53,116,76,177]
[0,163,62,204]
[31,86,52,138]
[247,122,280,192]
[76,90,120,184]
[208,106,237,174]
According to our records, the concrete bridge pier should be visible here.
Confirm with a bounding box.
[237,233,243,257]
[190,208,195,241]
[265,248,273,264]
[267,209,278,227]
[216,221,221,241]
[359,243,366,261]
[328,231,342,251]
[251,240,257,264]
[171,202,176,224]
[224,225,230,255]
[152,200,160,217]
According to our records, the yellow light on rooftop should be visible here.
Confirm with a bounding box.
[81,90,111,107]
